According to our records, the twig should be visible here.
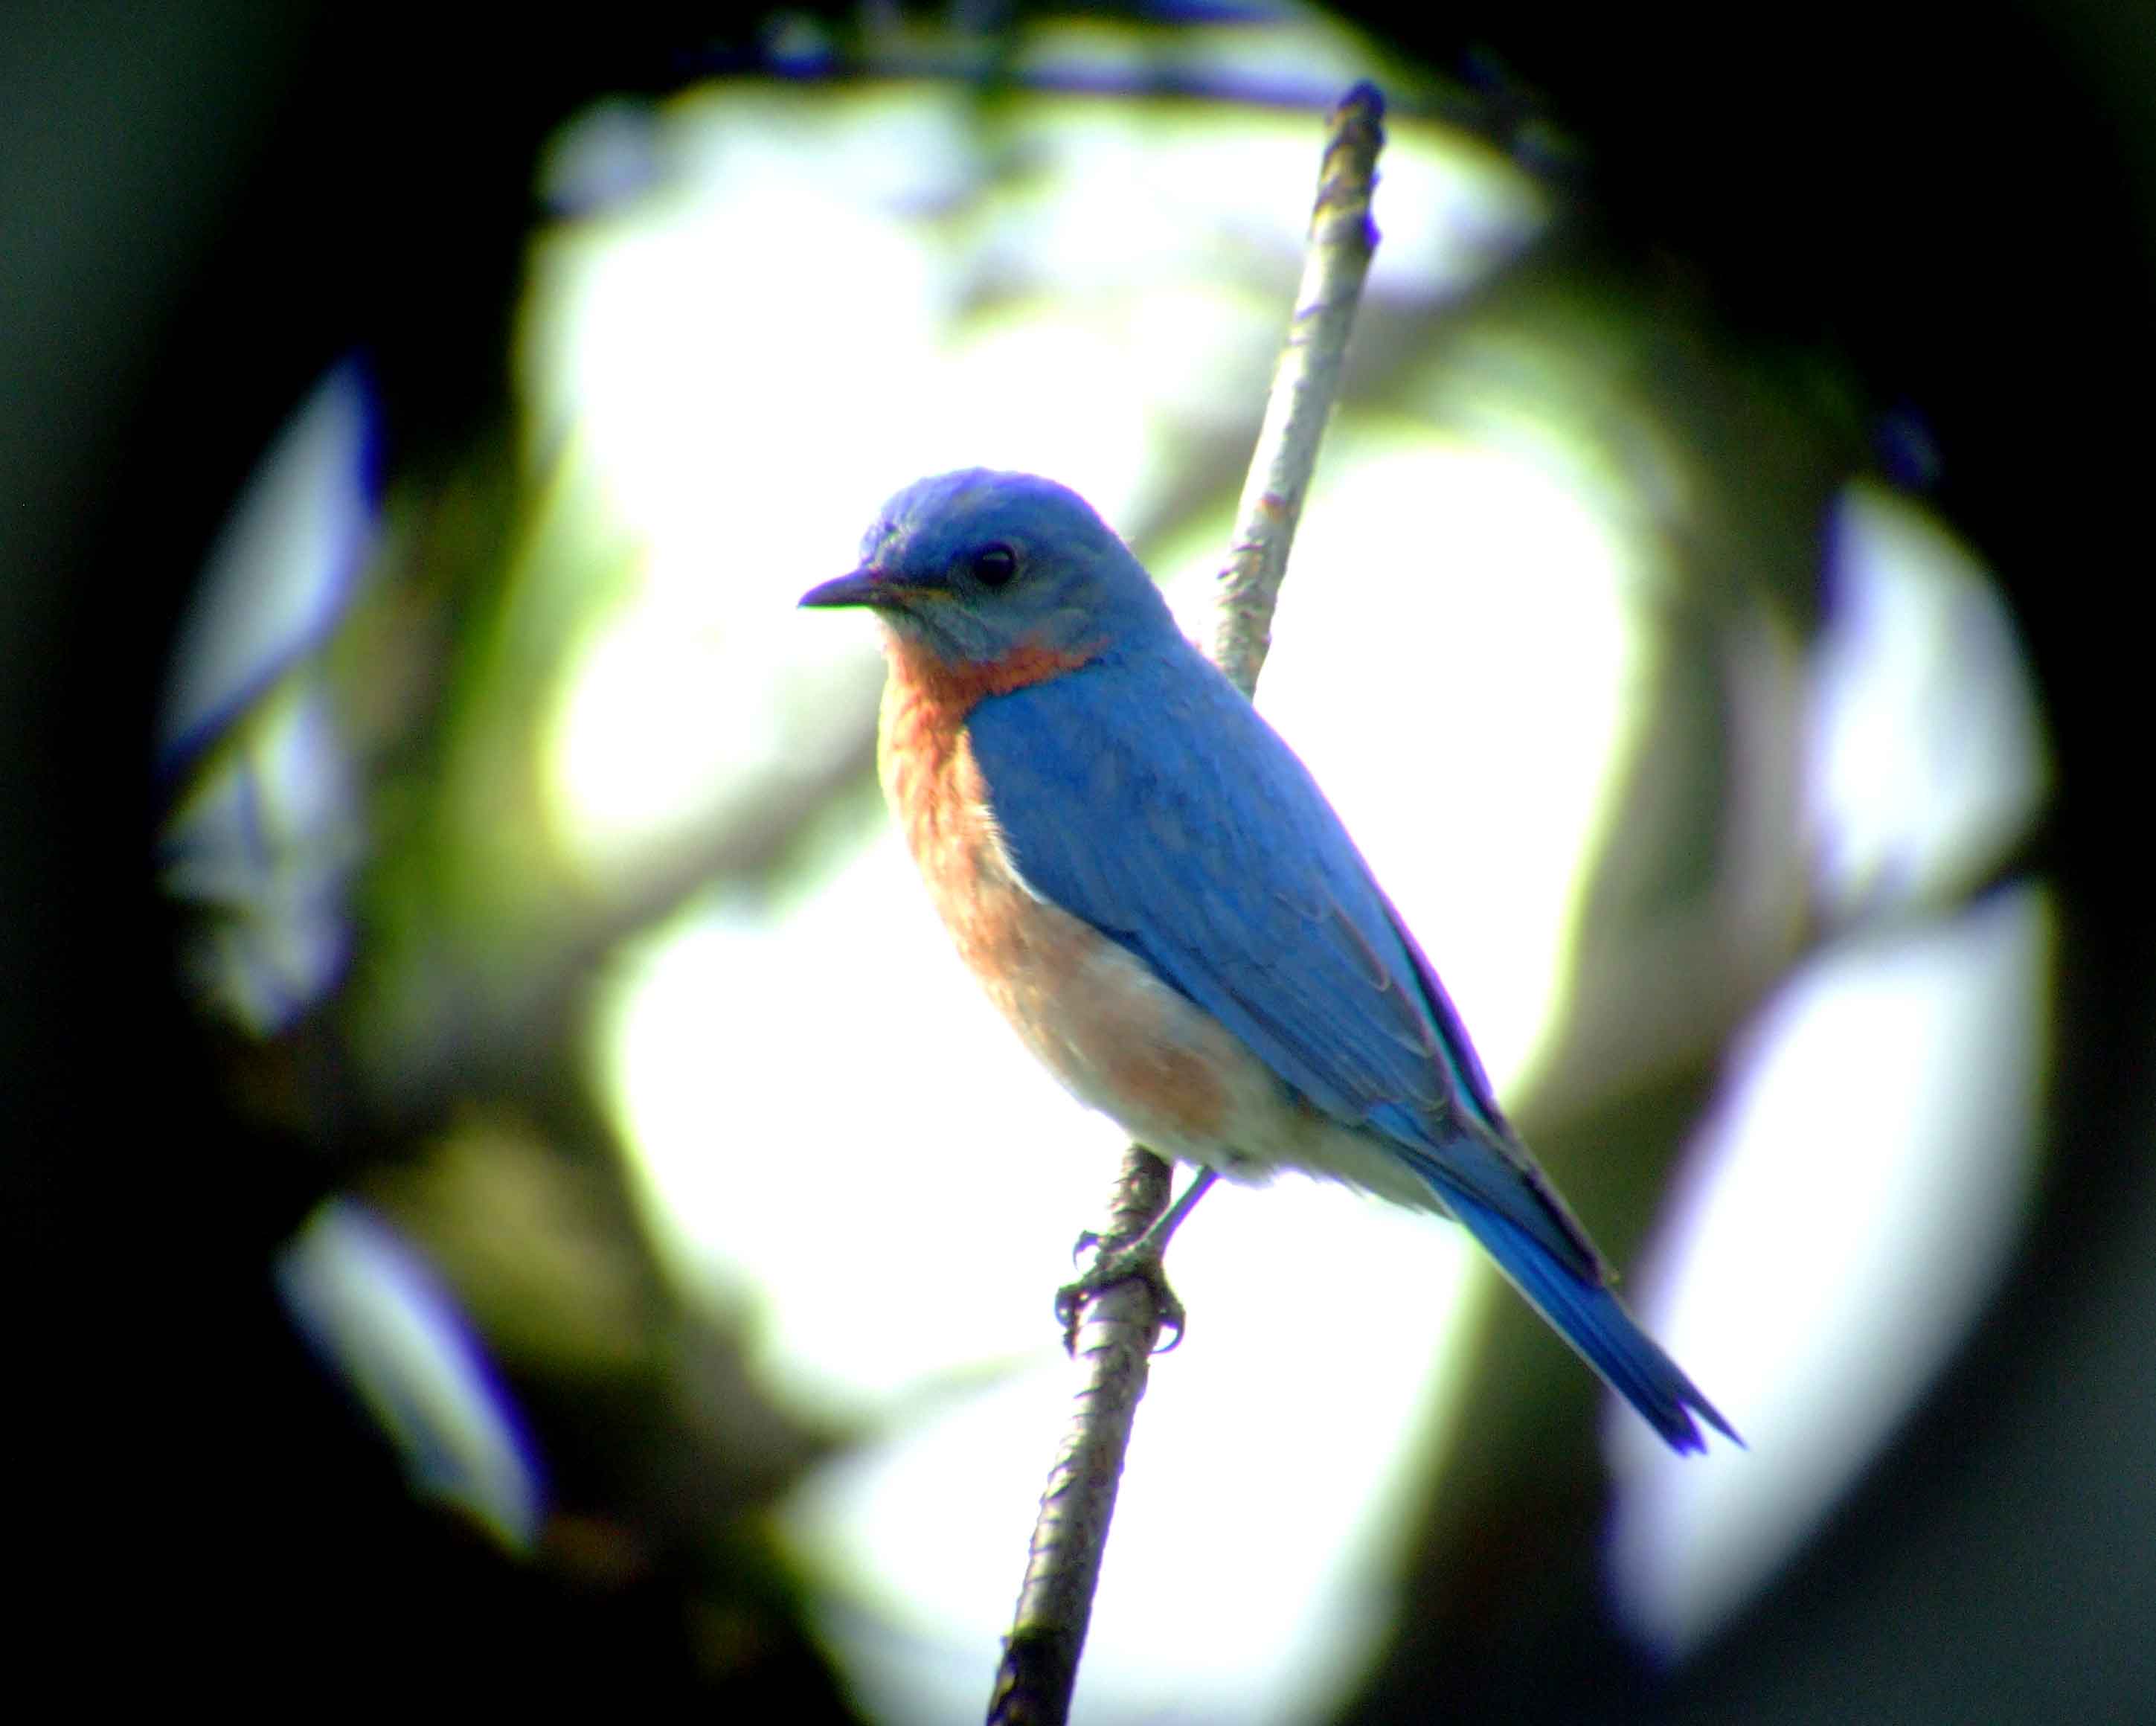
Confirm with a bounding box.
[986,1146,1175,1726]
[986,81,1385,1726]
[1212,80,1387,702]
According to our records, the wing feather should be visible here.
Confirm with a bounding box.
[966,642,1601,1277]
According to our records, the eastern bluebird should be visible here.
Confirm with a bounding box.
[801,469,1735,1454]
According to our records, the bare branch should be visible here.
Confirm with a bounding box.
[987,81,1386,1726]
[1213,80,1387,700]
[987,1147,1175,1726]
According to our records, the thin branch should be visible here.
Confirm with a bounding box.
[987,1146,1175,1726]
[1212,80,1387,701]
[986,81,1386,1726]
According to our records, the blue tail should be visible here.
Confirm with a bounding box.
[1441,1186,1740,1454]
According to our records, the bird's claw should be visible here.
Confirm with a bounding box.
[1055,1239,1187,1354]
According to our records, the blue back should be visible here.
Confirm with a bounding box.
[965,634,1604,1283]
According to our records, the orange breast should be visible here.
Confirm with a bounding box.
[877,633,1234,1149]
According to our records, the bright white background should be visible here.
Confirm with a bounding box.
[492,54,2054,1725]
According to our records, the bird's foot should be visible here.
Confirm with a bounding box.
[1056,1237,1187,1354]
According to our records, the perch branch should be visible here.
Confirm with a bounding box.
[986,80,1386,1726]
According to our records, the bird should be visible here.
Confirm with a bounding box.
[801,468,1736,1454]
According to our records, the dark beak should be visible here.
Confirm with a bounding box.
[799,566,891,610]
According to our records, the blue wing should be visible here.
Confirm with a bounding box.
[968,641,1736,1451]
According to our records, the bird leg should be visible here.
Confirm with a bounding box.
[1056,1167,1219,1353]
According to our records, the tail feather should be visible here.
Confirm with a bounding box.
[1441,1185,1740,1454]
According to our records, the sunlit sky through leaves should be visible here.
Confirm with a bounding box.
[186,47,2050,1726]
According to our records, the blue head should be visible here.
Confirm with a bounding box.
[800,469,1175,666]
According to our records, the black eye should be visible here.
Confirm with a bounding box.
[969,542,1018,588]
